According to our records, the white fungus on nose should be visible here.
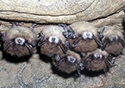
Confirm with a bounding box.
[109,35,118,41]
[82,31,93,39]
[67,56,76,63]
[15,37,25,45]
[48,36,59,44]
[94,53,103,59]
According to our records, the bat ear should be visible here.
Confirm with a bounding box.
[10,22,19,28]
[0,31,6,42]
[30,23,37,34]
[98,27,105,41]
[58,24,76,39]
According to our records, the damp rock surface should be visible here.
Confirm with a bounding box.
[0,0,125,23]
[0,52,124,88]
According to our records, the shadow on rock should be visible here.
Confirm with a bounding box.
[50,62,81,79]
[39,53,52,63]
[2,51,31,63]
[81,68,108,77]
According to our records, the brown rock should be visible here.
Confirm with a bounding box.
[0,0,124,23]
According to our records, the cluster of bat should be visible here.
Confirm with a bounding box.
[0,19,124,75]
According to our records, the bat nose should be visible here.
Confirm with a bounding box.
[15,37,25,45]
[52,37,56,42]
[17,39,22,43]
[86,33,90,36]
[113,36,118,41]
[70,58,75,62]
[67,56,76,63]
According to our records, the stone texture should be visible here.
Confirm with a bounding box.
[91,10,125,28]
[0,0,125,23]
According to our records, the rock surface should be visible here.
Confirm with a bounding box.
[0,0,125,23]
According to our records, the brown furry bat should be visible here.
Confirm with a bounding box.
[52,50,81,74]
[99,26,125,55]
[81,49,116,72]
[0,22,37,57]
[37,25,69,57]
[68,21,102,55]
